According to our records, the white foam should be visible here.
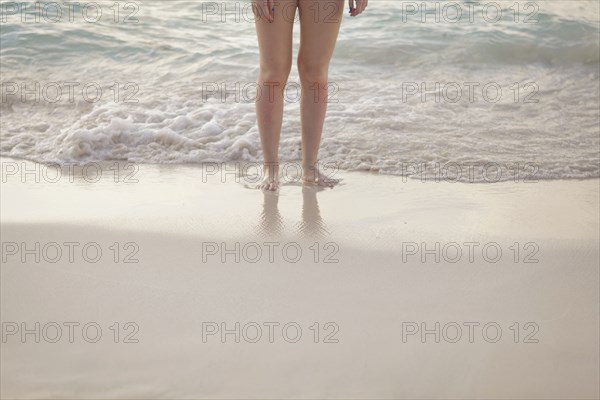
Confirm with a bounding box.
[1,1,598,181]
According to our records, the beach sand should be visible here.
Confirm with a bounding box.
[1,157,598,399]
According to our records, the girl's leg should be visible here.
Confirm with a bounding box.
[255,0,297,191]
[297,0,344,186]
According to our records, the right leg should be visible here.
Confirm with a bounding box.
[255,0,297,191]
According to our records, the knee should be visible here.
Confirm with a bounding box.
[297,59,329,86]
[259,61,292,87]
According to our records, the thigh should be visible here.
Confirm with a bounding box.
[298,0,344,64]
[255,0,298,69]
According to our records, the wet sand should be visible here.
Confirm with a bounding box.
[1,158,598,399]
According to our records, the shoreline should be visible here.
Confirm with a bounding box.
[2,156,598,184]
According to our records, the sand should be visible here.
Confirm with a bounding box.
[1,157,598,399]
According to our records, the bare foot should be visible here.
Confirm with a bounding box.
[260,176,279,191]
[259,163,279,192]
[302,168,339,188]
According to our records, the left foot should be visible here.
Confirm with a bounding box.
[259,162,280,192]
[302,167,339,188]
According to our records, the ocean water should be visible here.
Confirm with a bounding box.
[1,0,599,181]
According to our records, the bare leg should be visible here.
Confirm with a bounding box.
[255,0,297,191]
[297,0,344,187]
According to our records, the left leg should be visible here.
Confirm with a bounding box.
[297,0,344,186]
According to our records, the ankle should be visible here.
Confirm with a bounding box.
[263,162,280,177]
[302,163,319,181]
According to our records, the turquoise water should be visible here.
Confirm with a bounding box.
[1,0,599,181]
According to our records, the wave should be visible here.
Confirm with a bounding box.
[1,0,599,181]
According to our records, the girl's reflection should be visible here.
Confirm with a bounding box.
[296,186,330,239]
[257,191,285,237]
[257,187,329,239]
